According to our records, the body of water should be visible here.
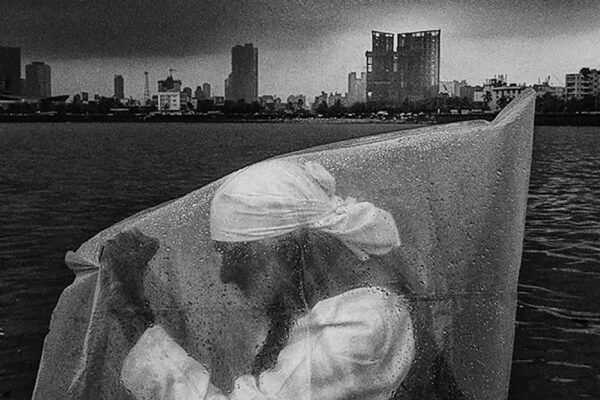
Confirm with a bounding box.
[0,123,598,399]
[509,126,600,399]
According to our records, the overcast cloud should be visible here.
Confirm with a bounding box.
[2,0,599,97]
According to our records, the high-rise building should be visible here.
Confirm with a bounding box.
[195,85,205,100]
[144,72,151,104]
[0,46,21,95]
[224,77,231,100]
[366,30,440,104]
[226,43,258,102]
[365,32,395,104]
[347,72,367,105]
[202,82,211,99]
[195,83,211,100]
[181,87,192,104]
[25,61,51,98]
[114,74,124,99]
[397,30,441,101]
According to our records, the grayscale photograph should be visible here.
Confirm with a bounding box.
[0,1,598,399]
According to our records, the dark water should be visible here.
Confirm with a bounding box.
[509,126,600,399]
[0,123,598,399]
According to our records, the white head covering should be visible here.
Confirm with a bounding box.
[210,160,400,261]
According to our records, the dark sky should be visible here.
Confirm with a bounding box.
[2,0,600,97]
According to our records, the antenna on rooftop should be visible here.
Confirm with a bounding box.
[143,71,150,104]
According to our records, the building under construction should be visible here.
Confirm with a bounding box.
[366,30,440,105]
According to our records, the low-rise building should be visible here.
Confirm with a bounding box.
[212,96,225,106]
[327,92,344,106]
[259,95,277,111]
[533,83,565,98]
[493,85,527,99]
[439,80,468,97]
[490,85,528,111]
[347,72,366,105]
[472,86,485,104]
[158,92,181,112]
[565,68,599,99]
[260,96,286,111]
[313,91,328,110]
[157,72,185,111]
[181,87,192,106]
[481,76,528,111]
[287,94,306,110]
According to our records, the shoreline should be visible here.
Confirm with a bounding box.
[0,113,600,126]
[0,114,429,124]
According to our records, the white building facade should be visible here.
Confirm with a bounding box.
[158,92,181,112]
[439,80,467,97]
[565,68,599,99]
[347,72,366,105]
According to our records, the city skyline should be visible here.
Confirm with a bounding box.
[2,1,600,98]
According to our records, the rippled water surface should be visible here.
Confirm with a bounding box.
[508,126,600,399]
[0,123,598,399]
[0,122,417,399]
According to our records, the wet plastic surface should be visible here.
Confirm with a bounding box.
[33,90,535,400]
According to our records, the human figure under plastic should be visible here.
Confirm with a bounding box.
[105,160,467,400]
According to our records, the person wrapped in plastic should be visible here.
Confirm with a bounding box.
[106,160,456,399]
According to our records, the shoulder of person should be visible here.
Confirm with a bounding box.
[307,287,413,357]
[310,286,412,340]
[313,286,410,320]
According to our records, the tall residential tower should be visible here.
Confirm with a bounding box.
[202,82,211,99]
[114,74,124,99]
[225,43,258,102]
[25,61,51,98]
[366,30,440,105]
[0,46,21,95]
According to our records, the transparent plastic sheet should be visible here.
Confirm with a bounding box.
[33,89,535,400]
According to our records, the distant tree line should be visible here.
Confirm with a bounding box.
[314,96,468,117]
[3,92,600,117]
[535,93,600,114]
